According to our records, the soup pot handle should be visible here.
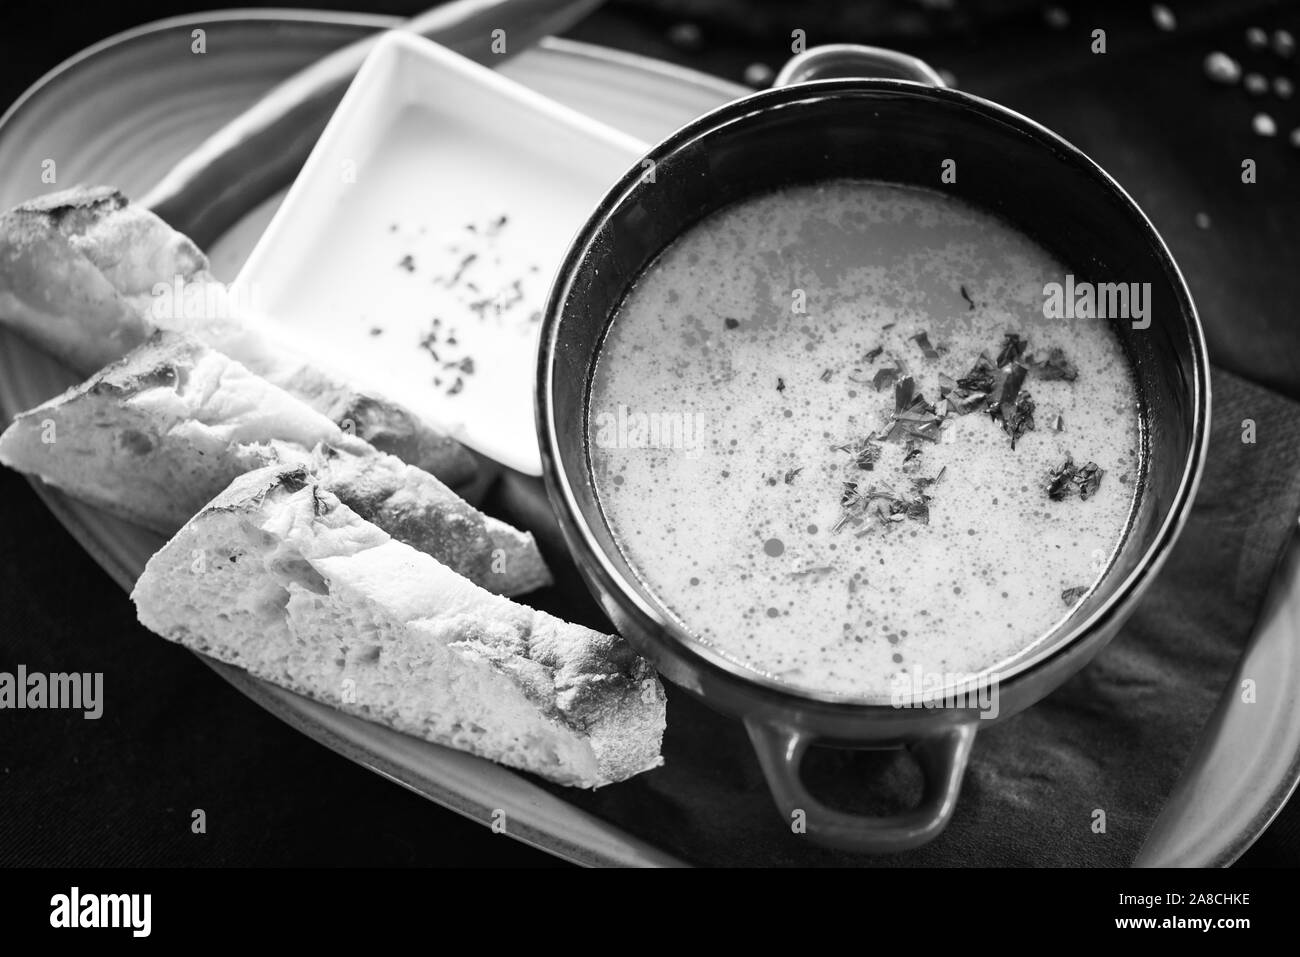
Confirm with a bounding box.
[773,44,947,88]
[744,718,976,853]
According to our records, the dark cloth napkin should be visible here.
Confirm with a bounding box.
[542,365,1300,865]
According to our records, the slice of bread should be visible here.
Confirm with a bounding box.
[131,466,666,787]
[186,322,479,489]
[0,331,549,595]
[481,516,554,597]
[0,186,201,373]
[0,185,476,486]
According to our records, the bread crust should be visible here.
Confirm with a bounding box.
[0,187,173,372]
[0,331,549,595]
[0,185,476,486]
[132,465,666,787]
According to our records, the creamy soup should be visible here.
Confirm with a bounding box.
[588,180,1142,700]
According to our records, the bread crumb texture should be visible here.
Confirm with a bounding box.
[132,466,665,787]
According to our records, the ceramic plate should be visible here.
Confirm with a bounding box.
[0,8,1295,867]
[233,32,648,475]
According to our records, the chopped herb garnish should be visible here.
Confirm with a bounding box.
[1061,585,1088,605]
[1047,455,1105,501]
[833,481,930,533]
[1076,462,1104,499]
[946,388,987,416]
[724,317,740,330]
[1053,413,1065,431]
[1048,456,1077,501]
[955,353,996,395]
[989,361,1027,408]
[834,437,881,471]
[904,497,931,524]
[819,368,833,382]
[837,481,930,535]
[865,345,884,363]
[1032,347,1079,382]
[939,337,1041,447]
[973,356,1036,447]
[868,354,911,392]
[1000,390,1036,448]
[776,377,786,392]
[872,366,900,392]
[784,467,803,485]
[960,284,976,310]
[996,333,1027,367]
[882,322,896,331]
[911,331,943,359]
[840,481,862,509]
[875,375,943,443]
[912,466,946,490]
[398,254,416,273]
[894,374,916,413]
[882,409,942,444]
[855,440,881,470]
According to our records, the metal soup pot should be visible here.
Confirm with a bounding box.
[537,45,1210,853]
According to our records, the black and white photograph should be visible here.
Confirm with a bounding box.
[0,0,1296,915]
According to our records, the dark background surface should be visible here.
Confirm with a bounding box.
[1,0,1297,866]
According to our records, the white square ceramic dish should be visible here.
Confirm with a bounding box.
[232,31,647,475]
